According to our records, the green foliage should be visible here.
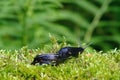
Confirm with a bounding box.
[0,45,120,80]
[0,0,120,51]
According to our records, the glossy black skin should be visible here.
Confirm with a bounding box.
[31,54,59,65]
[31,47,84,65]
[56,47,84,60]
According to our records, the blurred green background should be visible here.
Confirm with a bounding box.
[0,0,120,51]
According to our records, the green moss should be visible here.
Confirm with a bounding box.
[0,46,120,80]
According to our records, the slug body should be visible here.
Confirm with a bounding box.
[31,47,84,65]
[31,43,92,65]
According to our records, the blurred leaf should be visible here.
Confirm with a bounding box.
[0,0,119,51]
